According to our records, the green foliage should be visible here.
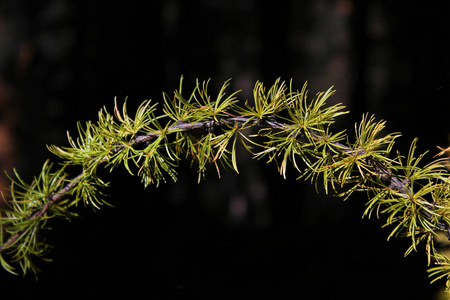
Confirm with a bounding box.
[1,77,450,293]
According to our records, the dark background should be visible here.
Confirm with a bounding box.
[1,1,449,299]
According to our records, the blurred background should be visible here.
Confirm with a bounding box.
[0,1,449,299]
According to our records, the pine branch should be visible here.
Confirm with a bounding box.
[1,77,449,292]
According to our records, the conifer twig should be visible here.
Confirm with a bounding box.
[0,77,449,292]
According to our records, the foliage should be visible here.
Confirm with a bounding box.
[1,77,450,291]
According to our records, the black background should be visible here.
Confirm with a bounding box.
[1,1,450,299]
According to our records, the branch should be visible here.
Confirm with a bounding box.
[0,77,449,291]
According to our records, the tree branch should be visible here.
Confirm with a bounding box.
[2,113,446,255]
[1,78,449,289]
